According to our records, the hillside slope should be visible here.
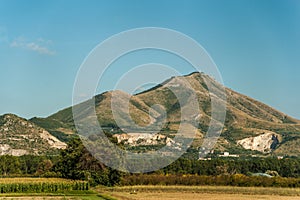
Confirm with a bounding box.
[32,72,300,156]
[0,114,66,156]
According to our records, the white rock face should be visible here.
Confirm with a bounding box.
[114,133,166,146]
[39,130,67,149]
[237,132,280,153]
[0,144,28,156]
[113,133,181,149]
[0,144,11,155]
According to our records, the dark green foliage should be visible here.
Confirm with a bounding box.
[48,107,74,124]
[30,117,63,130]
[30,116,76,141]
[48,130,76,143]
[19,155,47,175]
[161,157,300,178]
[54,137,121,186]
[120,174,300,187]
[0,155,60,177]
[0,155,20,176]
[222,127,256,143]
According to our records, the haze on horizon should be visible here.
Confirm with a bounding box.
[0,0,299,119]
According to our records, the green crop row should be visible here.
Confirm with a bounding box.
[0,178,89,193]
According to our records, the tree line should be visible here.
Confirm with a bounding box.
[0,155,56,177]
[120,174,300,187]
[1,137,300,187]
[161,157,300,178]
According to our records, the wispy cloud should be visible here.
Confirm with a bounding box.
[10,37,56,55]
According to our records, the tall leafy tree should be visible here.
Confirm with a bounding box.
[0,155,20,176]
[54,137,121,186]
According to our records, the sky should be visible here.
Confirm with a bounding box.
[0,0,299,119]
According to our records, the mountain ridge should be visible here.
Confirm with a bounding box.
[32,72,300,157]
[2,72,300,157]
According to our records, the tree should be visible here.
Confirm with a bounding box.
[19,155,43,175]
[0,155,20,176]
[36,159,53,175]
[54,137,121,186]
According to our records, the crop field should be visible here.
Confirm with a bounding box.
[0,196,103,200]
[0,178,101,200]
[98,185,300,200]
[0,178,89,193]
[1,180,300,200]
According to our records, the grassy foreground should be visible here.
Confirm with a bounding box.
[97,185,300,200]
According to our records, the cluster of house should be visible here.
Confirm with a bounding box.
[199,151,285,160]
[199,151,239,160]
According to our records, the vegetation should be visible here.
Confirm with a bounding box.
[52,138,300,188]
[3,73,300,199]
[53,137,121,187]
[120,174,300,187]
[1,138,300,199]
[0,155,58,177]
[161,157,300,177]
[0,178,88,193]
[1,138,300,188]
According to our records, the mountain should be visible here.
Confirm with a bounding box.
[32,72,300,157]
[0,114,66,156]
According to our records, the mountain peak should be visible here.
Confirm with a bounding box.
[20,72,300,157]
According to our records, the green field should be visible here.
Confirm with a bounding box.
[0,194,105,200]
[0,178,88,194]
[0,178,100,200]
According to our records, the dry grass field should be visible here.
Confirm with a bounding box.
[98,185,300,200]
[108,192,300,200]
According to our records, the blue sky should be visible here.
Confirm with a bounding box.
[0,0,299,119]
